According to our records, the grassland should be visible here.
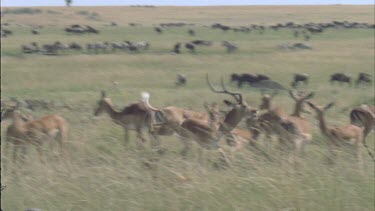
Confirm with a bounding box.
[1,5,375,211]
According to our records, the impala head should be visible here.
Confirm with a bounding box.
[289,90,314,115]
[206,74,257,131]
[94,91,112,116]
[203,102,221,123]
[306,101,335,119]
[1,101,22,121]
[259,91,278,110]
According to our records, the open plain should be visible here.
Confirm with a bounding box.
[1,5,374,210]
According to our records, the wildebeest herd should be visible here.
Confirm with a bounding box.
[8,20,373,55]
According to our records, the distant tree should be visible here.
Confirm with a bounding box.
[65,0,72,7]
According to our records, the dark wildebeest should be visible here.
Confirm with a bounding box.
[175,74,187,86]
[185,43,195,53]
[330,73,351,85]
[171,42,181,54]
[230,73,258,88]
[222,41,238,53]
[291,73,309,88]
[69,42,82,50]
[231,73,270,88]
[191,40,212,46]
[154,27,162,34]
[256,74,270,81]
[188,29,195,36]
[86,25,99,34]
[356,73,372,86]
[31,29,39,35]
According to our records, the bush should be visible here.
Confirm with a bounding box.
[3,8,42,15]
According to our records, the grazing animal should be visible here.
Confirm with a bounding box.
[185,43,196,53]
[356,73,372,86]
[291,73,309,88]
[230,73,258,87]
[307,102,374,162]
[222,41,238,53]
[256,74,270,81]
[2,105,68,165]
[171,42,181,54]
[330,73,351,85]
[188,29,195,36]
[154,27,162,34]
[21,42,39,54]
[191,40,212,46]
[31,29,39,35]
[69,42,82,50]
[111,42,127,51]
[175,74,187,86]
[94,91,159,147]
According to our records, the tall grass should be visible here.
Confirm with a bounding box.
[1,5,374,211]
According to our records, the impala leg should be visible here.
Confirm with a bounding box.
[135,128,147,149]
[3,139,10,173]
[217,147,230,167]
[123,128,130,146]
[327,143,337,165]
[179,137,192,157]
[35,145,45,164]
[356,144,364,174]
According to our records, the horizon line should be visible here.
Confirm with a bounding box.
[2,3,374,7]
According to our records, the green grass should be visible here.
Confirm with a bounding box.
[1,5,375,211]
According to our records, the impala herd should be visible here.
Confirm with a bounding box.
[1,75,374,169]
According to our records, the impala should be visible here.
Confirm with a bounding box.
[2,104,68,165]
[94,91,159,147]
[179,75,257,164]
[249,90,314,155]
[307,101,374,162]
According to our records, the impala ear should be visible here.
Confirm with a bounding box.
[324,102,335,111]
[101,90,107,98]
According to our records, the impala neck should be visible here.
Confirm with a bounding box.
[103,101,122,124]
[12,112,26,128]
[292,101,302,117]
[219,106,245,133]
[317,113,330,136]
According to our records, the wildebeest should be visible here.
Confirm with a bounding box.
[31,29,39,35]
[124,41,149,52]
[171,42,181,54]
[330,73,351,85]
[222,41,237,53]
[230,73,270,88]
[185,43,195,53]
[175,74,187,86]
[291,73,309,88]
[69,42,82,50]
[191,40,212,46]
[87,42,109,54]
[21,42,39,54]
[356,72,372,86]
[188,29,195,36]
[111,42,127,51]
[154,27,162,34]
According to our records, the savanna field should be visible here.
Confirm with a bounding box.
[1,5,375,210]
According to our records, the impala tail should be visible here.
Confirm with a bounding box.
[141,92,165,122]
